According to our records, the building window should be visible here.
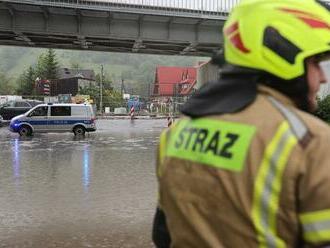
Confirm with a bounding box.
[51,106,71,116]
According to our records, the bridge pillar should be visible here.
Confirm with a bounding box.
[197,61,219,88]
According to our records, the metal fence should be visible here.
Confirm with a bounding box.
[2,0,241,19]
[2,0,330,19]
[78,0,240,12]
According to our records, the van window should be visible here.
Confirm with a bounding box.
[15,101,30,107]
[29,101,43,107]
[51,106,71,116]
[30,106,48,117]
[2,101,14,108]
[71,106,87,116]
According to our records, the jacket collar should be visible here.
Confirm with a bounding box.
[180,75,257,118]
[258,85,296,107]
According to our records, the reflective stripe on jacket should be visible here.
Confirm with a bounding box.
[156,86,330,248]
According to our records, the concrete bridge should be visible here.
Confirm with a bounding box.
[0,0,240,56]
[0,0,329,56]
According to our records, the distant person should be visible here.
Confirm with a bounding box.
[152,0,330,247]
[167,116,174,127]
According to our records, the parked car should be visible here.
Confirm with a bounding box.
[9,103,97,136]
[0,100,43,120]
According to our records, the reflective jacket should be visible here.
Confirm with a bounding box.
[155,86,330,248]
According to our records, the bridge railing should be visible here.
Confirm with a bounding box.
[2,0,241,19]
[77,0,239,12]
[4,0,329,20]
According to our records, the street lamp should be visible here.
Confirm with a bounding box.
[100,65,104,115]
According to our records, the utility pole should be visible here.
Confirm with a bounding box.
[100,65,103,115]
[121,78,125,96]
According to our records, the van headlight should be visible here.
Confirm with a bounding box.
[10,119,18,127]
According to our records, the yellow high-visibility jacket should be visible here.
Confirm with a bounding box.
[156,86,330,248]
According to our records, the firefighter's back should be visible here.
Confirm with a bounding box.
[159,87,330,247]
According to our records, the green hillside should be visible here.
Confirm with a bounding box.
[0,46,209,96]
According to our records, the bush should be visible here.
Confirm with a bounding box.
[315,95,330,123]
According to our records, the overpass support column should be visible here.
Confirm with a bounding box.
[197,61,220,88]
[5,3,15,31]
[41,6,49,32]
[133,15,145,53]
[167,17,174,40]
[107,12,112,35]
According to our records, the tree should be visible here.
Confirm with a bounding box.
[102,89,124,109]
[315,95,330,123]
[0,73,15,95]
[35,49,59,80]
[16,66,36,96]
[79,86,100,109]
[79,85,123,110]
[95,72,113,91]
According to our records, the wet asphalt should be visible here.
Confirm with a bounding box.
[0,119,166,248]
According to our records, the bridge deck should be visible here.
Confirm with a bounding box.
[0,0,231,56]
[1,0,327,56]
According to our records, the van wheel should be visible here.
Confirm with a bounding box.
[73,126,86,136]
[19,125,32,136]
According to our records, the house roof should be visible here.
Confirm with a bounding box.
[57,68,96,81]
[154,66,197,96]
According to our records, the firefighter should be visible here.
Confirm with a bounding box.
[167,115,174,127]
[152,0,330,247]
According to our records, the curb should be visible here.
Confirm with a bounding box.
[96,115,178,120]
[0,121,9,127]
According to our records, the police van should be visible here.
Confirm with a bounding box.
[9,103,96,136]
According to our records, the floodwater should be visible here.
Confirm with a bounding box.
[0,119,167,248]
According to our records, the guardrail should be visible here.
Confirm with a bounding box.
[2,0,329,20]
[1,0,241,19]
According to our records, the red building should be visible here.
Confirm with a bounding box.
[35,79,51,95]
[152,66,197,97]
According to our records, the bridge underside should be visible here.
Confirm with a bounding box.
[0,1,225,56]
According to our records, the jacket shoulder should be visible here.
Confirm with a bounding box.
[294,109,330,138]
[255,94,330,147]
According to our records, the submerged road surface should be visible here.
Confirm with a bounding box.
[0,119,167,248]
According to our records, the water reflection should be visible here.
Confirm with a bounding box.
[83,144,90,191]
[11,138,20,180]
[0,120,166,247]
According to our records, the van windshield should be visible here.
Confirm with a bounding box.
[29,101,43,107]
[0,101,14,108]
[29,106,48,117]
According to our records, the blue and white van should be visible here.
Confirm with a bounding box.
[9,103,96,136]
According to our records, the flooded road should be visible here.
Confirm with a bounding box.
[0,119,166,248]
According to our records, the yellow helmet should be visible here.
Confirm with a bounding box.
[224,0,330,80]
